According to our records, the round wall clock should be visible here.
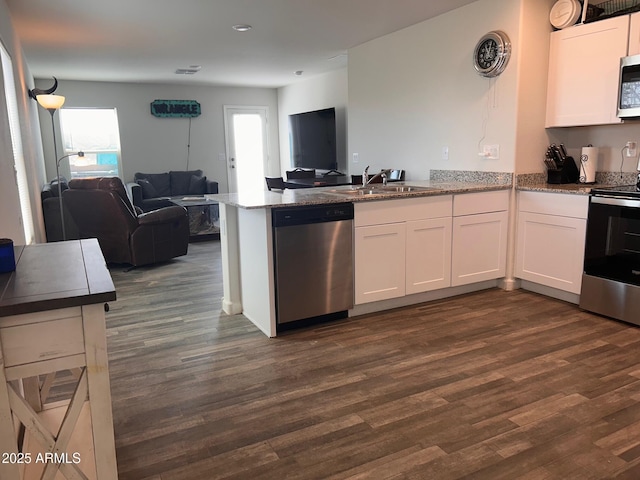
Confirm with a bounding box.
[473,31,511,78]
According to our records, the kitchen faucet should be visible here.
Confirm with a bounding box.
[363,166,391,186]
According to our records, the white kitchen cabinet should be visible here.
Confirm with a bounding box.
[450,190,509,287]
[515,191,588,295]
[451,211,509,286]
[629,12,640,55]
[545,15,629,127]
[405,217,452,295]
[354,196,452,305]
[354,222,406,304]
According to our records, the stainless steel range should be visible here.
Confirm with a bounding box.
[580,184,640,325]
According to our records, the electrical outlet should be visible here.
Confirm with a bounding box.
[352,152,359,163]
[482,144,500,159]
[442,146,449,161]
[626,142,637,157]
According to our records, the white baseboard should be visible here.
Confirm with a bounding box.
[349,280,499,317]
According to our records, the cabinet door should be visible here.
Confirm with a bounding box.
[545,15,629,127]
[451,211,508,287]
[515,212,586,294]
[405,218,452,295]
[354,223,406,304]
[629,12,640,55]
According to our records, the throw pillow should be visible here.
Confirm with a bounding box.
[135,172,171,197]
[49,179,68,196]
[188,175,207,195]
[138,179,158,199]
[170,170,203,195]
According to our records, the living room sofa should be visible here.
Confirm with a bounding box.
[127,170,218,212]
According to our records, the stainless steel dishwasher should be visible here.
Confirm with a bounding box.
[272,203,354,327]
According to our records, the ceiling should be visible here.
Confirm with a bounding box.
[6,0,478,88]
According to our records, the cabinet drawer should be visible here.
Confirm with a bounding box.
[518,191,588,218]
[453,190,509,216]
[355,195,452,227]
[0,315,85,367]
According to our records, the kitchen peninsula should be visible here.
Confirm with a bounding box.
[211,172,512,337]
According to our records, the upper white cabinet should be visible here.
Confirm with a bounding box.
[629,12,640,55]
[451,190,509,287]
[515,191,588,295]
[545,15,629,127]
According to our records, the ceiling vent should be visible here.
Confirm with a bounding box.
[175,65,201,75]
[175,68,199,75]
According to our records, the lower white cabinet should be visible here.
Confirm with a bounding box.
[354,222,406,304]
[515,191,588,295]
[451,211,509,286]
[354,196,453,305]
[451,190,510,287]
[406,218,452,295]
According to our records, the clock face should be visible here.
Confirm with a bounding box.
[474,31,511,78]
[476,39,499,70]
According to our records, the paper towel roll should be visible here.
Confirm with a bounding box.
[579,146,598,183]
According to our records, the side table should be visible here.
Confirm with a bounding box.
[0,239,117,480]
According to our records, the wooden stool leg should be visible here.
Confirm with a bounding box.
[0,344,20,480]
[82,304,118,479]
[23,376,42,412]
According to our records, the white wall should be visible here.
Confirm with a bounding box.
[513,0,556,174]
[548,123,640,174]
[35,80,280,193]
[0,0,47,243]
[277,69,348,175]
[347,0,523,180]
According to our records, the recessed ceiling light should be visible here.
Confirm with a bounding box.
[233,24,252,32]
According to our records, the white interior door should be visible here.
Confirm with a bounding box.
[224,106,269,193]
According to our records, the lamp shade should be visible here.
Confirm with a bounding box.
[36,94,65,110]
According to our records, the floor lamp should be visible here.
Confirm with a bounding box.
[35,94,67,239]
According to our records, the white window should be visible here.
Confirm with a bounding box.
[59,108,122,179]
[1,41,34,243]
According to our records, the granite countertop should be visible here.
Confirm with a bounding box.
[208,180,513,209]
[515,172,638,196]
[516,183,596,195]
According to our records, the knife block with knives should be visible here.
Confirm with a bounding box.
[545,143,579,184]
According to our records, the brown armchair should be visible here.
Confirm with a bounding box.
[63,177,189,266]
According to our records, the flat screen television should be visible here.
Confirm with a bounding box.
[288,107,337,171]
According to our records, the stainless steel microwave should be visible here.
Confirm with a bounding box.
[619,54,640,118]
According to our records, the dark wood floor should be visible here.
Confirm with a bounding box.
[101,241,640,479]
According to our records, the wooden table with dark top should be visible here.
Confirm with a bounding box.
[0,239,118,480]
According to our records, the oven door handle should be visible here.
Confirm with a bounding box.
[591,195,640,208]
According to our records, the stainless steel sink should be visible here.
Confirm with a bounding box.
[327,185,439,196]
[377,185,437,193]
